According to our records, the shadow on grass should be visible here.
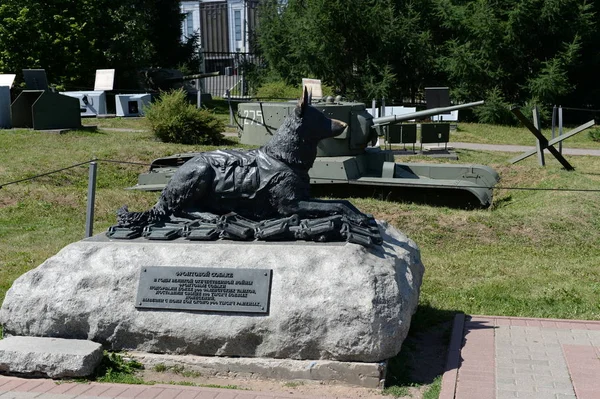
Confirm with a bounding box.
[385,304,460,389]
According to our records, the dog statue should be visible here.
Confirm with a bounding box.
[117,88,370,229]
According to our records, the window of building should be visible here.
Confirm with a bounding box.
[185,12,194,37]
[234,10,242,42]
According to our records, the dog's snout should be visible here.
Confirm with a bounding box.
[335,119,347,129]
[331,118,347,136]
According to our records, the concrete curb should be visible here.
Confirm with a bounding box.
[470,314,600,328]
[129,352,387,389]
[439,313,465,399]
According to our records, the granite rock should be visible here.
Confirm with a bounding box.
[0,221,424,362]
[0,336,103,378]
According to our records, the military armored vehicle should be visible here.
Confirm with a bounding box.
[133,99,500,207]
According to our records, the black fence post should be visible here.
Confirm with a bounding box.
[85,161,97,238]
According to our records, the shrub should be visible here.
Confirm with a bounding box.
[255,80,334,101]
[255,81,301,100]
[144,89,224,145]
[588,128,600,142]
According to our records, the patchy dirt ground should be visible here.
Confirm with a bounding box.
[137,321,451,399]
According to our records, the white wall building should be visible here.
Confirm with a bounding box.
[180,0,258,53]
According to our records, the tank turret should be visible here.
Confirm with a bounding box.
[238,100,484,157]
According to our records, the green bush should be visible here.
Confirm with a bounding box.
[588,128,600,142]
[255,80,334,101]
[255,81,302,100]
[144,89,224,145]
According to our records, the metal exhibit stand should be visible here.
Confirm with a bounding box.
[11,69,81,130]
[0,86,12,129]
[115,94,151,117]
[61,91,108,117]
[0,74,16,128]
[61,69,115,117]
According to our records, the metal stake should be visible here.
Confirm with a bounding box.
[551,105,556,140]
[532,106,545,166]
[196,79,202,109]
[558,106,563,154]
[227,90,233,126]
[85,161,97,238]
[510,107,575,171]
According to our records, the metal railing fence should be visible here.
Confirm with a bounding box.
[201,51,266,99]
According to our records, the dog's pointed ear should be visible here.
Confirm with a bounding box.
[296,86,310,117]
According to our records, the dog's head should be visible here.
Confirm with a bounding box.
[295,87,347,141]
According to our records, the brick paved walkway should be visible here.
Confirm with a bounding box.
[0,377,324,399]
[3,315,600,399]
[440,315,600,399]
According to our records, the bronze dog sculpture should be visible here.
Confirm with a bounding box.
[117,88,370,230]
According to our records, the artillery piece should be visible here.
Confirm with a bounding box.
[133,99,500,208]
[138,68,219,102]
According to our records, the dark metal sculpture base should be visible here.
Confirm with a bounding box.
[107,212,382,247]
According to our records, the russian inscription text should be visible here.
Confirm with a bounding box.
[135,266,272,313]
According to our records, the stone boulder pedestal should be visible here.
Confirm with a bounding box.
[0,221,424,364]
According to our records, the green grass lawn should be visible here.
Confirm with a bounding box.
[81,116,149,130]
[1,124,599,396]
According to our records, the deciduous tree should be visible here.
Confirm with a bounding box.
[0,0,197,90]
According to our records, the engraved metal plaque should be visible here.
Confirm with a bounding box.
[135,266,272,313]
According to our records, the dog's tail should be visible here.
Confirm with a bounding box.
[116,205,166,228]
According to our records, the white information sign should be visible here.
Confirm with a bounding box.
[302,78,323,100]
[94,69,115,91]
[0,74,16,88]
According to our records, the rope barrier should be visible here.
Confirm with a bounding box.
[94,159,153,167]
[1,158,599,193]
[558,106,600,113]
[0,160,93,189]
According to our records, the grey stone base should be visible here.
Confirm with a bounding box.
[129,351,386,389]
[1,222,424,363]
[0,337,103,378]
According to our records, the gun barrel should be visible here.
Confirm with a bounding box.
[372,100,484,126]
[164,72,221,82]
